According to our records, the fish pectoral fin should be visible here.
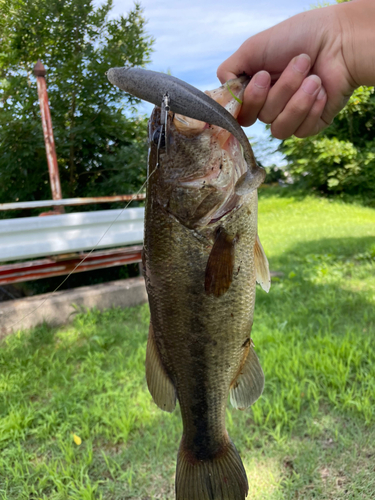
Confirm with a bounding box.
[230,343,265,410]
[205,227,236,297]
[254,234,271,293]
[145,323,176,413]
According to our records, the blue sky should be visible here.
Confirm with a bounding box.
[101,0,327,165]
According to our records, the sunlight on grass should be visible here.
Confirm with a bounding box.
[245,457,281,499]
[0,188,374,499]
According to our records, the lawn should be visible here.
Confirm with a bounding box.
[1,188,375,499]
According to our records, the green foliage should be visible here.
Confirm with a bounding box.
[1,189,375,498]
[280,0,375,199]
[264,165,287,184]
[0,0,153,209]
[281,87,375,198]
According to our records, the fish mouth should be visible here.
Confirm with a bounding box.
[150,77,251,229]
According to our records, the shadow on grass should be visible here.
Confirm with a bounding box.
[25,322,56,350]
[248,234,375,434]
[259,184,375,208]
[259,234,374,321]
[258,184,312,201]
[279,234,375,260]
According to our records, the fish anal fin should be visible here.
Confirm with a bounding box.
[145,323,176,412]
[176,436,248,500]
[205,227,236,297]
[230,342,265,410]
[254,234,271,293]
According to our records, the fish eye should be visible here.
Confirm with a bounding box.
[152,126,166,149]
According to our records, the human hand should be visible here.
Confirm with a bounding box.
[217,1,366,139]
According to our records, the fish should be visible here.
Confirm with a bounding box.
[106,67,266,195]
[137,76,270,500]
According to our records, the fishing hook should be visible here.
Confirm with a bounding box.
[156,93,170,167]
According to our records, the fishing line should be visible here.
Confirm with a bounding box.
[7,170,156,330]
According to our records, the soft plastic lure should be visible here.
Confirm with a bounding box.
[107,67,265,194]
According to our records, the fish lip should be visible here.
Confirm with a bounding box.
[226,75,250,87]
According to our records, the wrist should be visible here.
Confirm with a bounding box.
[339,0,375,87]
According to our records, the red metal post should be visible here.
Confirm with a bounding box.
[34,60,64,214]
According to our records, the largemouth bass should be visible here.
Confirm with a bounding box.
[142,77,270,500]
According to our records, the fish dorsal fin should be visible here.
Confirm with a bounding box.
[230,341,265,410]
[145,323,176,412]
[205,227,236,298]
[254,234,271,293]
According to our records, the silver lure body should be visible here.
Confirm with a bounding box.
[107,67,265,193]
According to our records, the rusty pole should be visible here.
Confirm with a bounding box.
[34,60,64,214]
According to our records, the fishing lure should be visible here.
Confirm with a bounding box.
[107,67,265,194]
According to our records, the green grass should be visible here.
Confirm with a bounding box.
[1,187,375,499]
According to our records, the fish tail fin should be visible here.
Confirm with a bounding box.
[176,436,248,500]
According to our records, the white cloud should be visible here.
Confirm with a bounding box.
[104,0,314,83]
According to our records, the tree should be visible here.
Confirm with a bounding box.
[279,0,375,200]
[0,0,153,210]
[281,87,375,197]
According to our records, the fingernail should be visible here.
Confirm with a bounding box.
[293,54,310,73]
[317,86,326,100]
[302,75,321,95]
[253,71,270,89]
